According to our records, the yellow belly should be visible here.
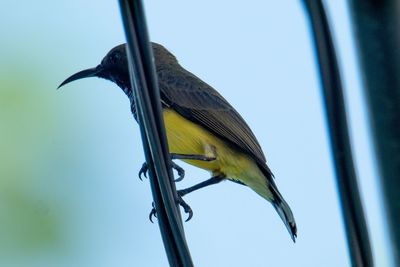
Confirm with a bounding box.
[163,108,271,199]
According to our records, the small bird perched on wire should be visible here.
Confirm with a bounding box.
[59,42,297,242]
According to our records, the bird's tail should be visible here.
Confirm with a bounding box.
[246,172,297,241]
[237,161,297,241]
[269,183,297,242]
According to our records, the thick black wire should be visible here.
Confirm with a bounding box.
[348,1,400,266]
[118,0,194,266]
[302,1,373,266]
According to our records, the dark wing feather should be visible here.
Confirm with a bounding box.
[157,65,273,177]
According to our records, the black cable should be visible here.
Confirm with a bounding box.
[118,0,194,266]
[302,1,374,266]
[348,1,400,266]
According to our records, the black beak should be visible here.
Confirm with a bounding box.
[58,65,102,89]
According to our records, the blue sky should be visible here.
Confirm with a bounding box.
[0,1,390,266]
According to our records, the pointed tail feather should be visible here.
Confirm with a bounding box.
[269,184,297,242]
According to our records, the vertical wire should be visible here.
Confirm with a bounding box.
[302,1,374,266]
[118,1,194,266]
[348,1,400,266]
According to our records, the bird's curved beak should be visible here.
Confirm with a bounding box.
[58,65,102,89]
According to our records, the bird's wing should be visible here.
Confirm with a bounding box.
[157,65,273,176]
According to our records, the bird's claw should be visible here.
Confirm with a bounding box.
[148,196,193,223]
[138,161,186,182]
[172,162,185,182]
[149,202,157,223]
[177,195,193,222]
[138,162,149,181]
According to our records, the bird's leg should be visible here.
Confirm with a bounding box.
[138,153,216,181]
[169,153,216,182]
[170,153,216,162]
[178,174,225,197]
[149,175,225,223]
[175,175,225,221]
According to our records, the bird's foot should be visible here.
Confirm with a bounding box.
[148,194,193,223]
[177,194,193,222]
[172,162,185,182]
[149,202,157,223]
[138,161,185,182]
[138,162,149,181]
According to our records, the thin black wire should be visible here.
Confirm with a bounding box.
[348,1,400,266]
[118,0,194,266]
[302,1,374,266]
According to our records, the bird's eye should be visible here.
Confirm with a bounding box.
[110,52,121,64]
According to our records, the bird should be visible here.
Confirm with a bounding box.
[58,42,297,242]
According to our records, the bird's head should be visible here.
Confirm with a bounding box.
[58,43,131,95]
[58,42,176,97]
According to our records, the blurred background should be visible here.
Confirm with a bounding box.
[0,1,390,266]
